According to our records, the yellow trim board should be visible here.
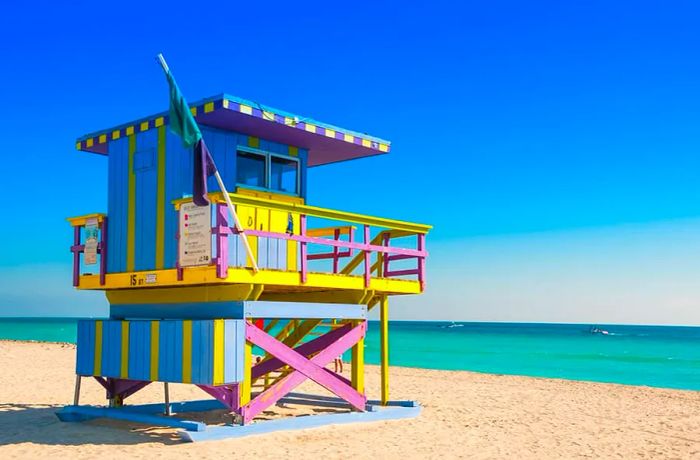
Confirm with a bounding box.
[149,321,159,381]
[94,320,103,375]
[78,266,422,294]
[106,284,260,305]
[126,134,136,272]
[120,321,130,378]
[67,213,106,227]
[212,320,224,385]
[155,125,166,269]
[182,320,192,383]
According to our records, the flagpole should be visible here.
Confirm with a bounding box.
[156,53,259,273]
[212,170,260,273]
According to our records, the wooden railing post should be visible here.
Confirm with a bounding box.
[417,233,426,291]
[99,217,108,286]
[381,232,390,277]
[72,226,81,287]
[363,225,371,288]
[300,214,307,284]
[332,228,340,273]
[215,204,229,279]
[380,295,389,405]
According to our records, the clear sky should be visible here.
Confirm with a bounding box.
[1,1,700,324]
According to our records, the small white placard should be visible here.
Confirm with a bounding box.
[84,218,99,265]
[179,202,212,267]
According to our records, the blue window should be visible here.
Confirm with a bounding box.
[236,149,300,195]
[270,156,298,194]
[236,151,265,188]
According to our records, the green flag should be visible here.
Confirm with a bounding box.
[165,70,201,147]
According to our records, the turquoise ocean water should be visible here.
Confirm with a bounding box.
[1,318,698,391]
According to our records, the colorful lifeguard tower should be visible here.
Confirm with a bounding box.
[57,90,430,440]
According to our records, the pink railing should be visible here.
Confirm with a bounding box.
[210,202,429,290]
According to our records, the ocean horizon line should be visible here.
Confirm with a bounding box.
[1,316,699,329]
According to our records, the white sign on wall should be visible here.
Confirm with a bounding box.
[178,202,212,267]
[84,218,99,265]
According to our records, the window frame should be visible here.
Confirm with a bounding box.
[235,145,301,196]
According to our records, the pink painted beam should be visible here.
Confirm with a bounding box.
[333,228,340,273]
[418,233,426,290]
[252,323,353,379]
[300,215,308,284]
[72,226,81,287]
[384,269,420,277]
[382,232,390,277]
[214,204,229,279]
[363,225,371,288]
[245,229,426,258]
[386,254,417,262]
[242,322,367,424]
[307,250,352,261]
[99,216,107,286]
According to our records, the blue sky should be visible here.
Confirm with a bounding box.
[1,1,700,323]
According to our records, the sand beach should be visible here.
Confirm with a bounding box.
[0,340,698,459]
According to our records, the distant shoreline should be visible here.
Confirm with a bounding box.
[0,338,75,346]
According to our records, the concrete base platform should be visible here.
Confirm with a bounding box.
[55,394,421,442]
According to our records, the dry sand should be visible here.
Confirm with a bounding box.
[0,340,699,459]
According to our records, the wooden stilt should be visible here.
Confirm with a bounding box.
[73,375,82,406]
[164,382,171,416]
[380,295,389,406]
[351,320,365,396]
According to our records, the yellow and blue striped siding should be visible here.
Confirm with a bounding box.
[106,123,308,274]
[76,319,244,385]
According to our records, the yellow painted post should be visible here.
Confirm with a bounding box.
[351,320,365,395]
[126,134,136,272]
[240,326,253,407]
[94,320,103,376]
[380,295,389,405]
[149,321,159,381]
[182,320,192,383]
[120,321,130,379]
[213,319,225,385]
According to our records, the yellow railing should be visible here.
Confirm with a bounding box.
[174,192,432,234]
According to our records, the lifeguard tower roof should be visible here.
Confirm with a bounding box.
[76,93,391,166]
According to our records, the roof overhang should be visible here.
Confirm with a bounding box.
[76,94,391,167]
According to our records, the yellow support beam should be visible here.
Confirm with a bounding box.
[66,213,106,227]
[174,192,432,234]
[351,319,365,395]
[240,331,253,407]
[380,295,389,405]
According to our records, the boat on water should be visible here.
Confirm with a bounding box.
[590,325,610,335]
[442,321,464,329]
